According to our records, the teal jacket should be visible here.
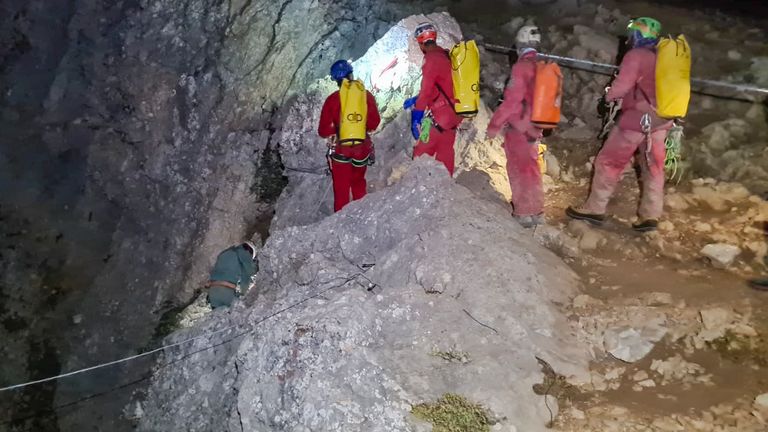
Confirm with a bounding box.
[208,245,257,288]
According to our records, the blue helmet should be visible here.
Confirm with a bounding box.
[330,60,353,83]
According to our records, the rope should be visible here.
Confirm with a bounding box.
[419,116,433,143]
[664,124,685,184]
[0,273,363,393]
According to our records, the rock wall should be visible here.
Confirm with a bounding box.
[138,159,590,432]
[0,0,410,430]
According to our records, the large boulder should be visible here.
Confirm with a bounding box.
[137,159,590,432]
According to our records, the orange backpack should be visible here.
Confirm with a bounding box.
[531,61,563,129]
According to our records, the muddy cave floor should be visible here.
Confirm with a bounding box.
[481,159,768,429]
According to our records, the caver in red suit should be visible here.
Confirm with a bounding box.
[486,48,544,218]
[318,61,381,212]
[409,23,462,176]
[577,46,672,225]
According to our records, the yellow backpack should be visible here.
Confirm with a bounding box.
[449,40,480,118]
[655,35,691,119]
[338,79,368,145]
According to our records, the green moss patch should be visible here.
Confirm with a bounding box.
[411,393,491,432]
[430,348,471,364]
[708,330,768,367]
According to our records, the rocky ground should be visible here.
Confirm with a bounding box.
[140,3,768,431]
[2,0,767,431]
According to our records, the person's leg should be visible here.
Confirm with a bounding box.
[579,127,643,215]
[637,129,669,221]
[432,127,457,176]
[503,131,543,217]
[350,165,368,201]
[413,134,437,158]
[207,286,236,309]
[331,160,353,212]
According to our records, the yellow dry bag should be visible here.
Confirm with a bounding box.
[537,142,548,175]
[450,40,480,118]
[655,35,691,119]
[338,79,368,145]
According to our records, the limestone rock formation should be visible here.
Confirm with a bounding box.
[0,0,413,429]
[137,159,590,432]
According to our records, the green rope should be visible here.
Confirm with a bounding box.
[419,116,433,143]
[664,124,684,184]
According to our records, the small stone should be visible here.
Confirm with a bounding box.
[639,379,656,388]
[579,229,605,251]
[700,243,741,268]
[699,307,733,330]
[591,372,608,391]
[573,294,602,308]
[658,221,675,232]
[693,222,713,233]
[544,152,561,179]
[727,50,742,60]
[755,393,768,408]
[652,417,684,431]
[567,219,591,237]
[604,367,624,381]
[665,193,690,211]
[633,370,649,381]
[641,292,674,306]
[72,314,83,324]
[730,323,758,337]
[604,322,667,363]
[569,407,586,420]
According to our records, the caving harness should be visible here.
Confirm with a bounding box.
[326,136,373,168]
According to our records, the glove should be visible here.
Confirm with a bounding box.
[403,96,418,110]
[410,110,424,140]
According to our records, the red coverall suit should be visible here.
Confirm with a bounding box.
[413,46,462,176]
[318,90,381,212]
[581,47,671,220]
[486,50,544,217]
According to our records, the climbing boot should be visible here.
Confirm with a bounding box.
[632,219,658,232]
[749,278,768,291]
[515,215,535,228]
[515,214,545,229]
[565,206,605,226]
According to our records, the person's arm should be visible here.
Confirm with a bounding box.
[487,63,527,137]
[606,50,641,101]
[317,94,337,138]
[414,59,440,111]
[366,91,381,132]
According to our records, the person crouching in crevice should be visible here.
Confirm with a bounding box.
[206,241,258,309]
[486,25,545,228]
[318,60,381,212]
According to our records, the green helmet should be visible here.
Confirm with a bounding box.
[627,17,662,39]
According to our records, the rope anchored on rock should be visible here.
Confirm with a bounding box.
[0,272,371,393]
